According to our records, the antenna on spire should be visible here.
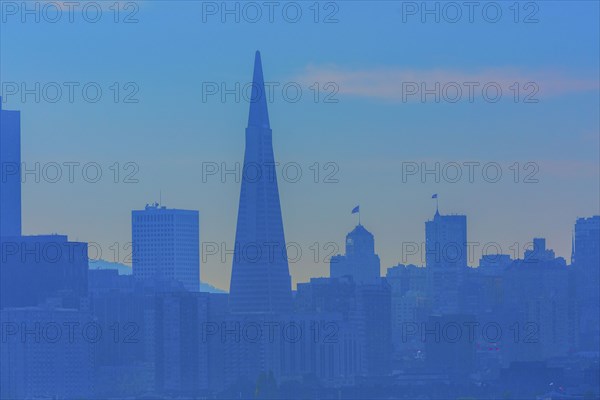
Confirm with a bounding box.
[247,50,270,129]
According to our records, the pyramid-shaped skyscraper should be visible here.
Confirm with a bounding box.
[229,51,293,314]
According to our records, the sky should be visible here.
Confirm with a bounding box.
[1,0,599,291]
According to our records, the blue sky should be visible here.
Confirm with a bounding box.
[1,1,598,290]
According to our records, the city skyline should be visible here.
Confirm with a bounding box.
[1,86,597,291]
[2,1,598,291]
[2,36,599,398]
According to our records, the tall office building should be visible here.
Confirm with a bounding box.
[503,241,572,362]
[0,101,88,310]
[330,224,381,283]
[0,97,22,238]
[132,203,200,292]
[573,216,600,288]
[229,51,293,314]
[154,292,210,395]
[425,210,467,314]
[386,264,429,353]
[355,279,392,376]
[572,216,600,349]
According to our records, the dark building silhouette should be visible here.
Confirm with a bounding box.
[524,237,556,262]
[296,276,392,378]
[573,216,600,351]
[425,210,467,314]
[503,239,573,364]
[424,314,477,378]
[386,264,429,355]
[278,313,361,386]
[355,279,392,376]
[0,306,95,399]
[153,291,210,395]
[1,235,88,309]
[87,270,153,397]
[132,203,200,292]
[330,224,381,284]
[296,276,356,318]
[1,55,599,400]
[229,51,292,314]
[573,217,600,273]
[478,254,513,270]
[0,97,21,238]
[0,100,93,400]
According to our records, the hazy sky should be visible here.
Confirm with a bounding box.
[1,1,598,291]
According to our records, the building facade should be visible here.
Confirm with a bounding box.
[425,211,467,314]
[132,204,200,292]
[0,97,22,238]
[330,224,381,284]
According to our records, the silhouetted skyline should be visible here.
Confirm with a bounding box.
[1,9,599,396]
[2,3,598,291]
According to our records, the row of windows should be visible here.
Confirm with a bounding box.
[133,214,197,221]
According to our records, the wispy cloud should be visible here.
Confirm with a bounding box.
[294,65,599,102]
[538,159,599,179]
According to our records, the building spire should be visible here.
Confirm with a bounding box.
[432,194,440,218]
[571,229,575,265]
[230,51,292,314]
[247,51,270,129]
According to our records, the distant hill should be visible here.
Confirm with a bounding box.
[89,259,132,275]
[199,283,226,294]
[88,259,226,293]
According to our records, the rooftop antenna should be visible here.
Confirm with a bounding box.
[571,229,575,265]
